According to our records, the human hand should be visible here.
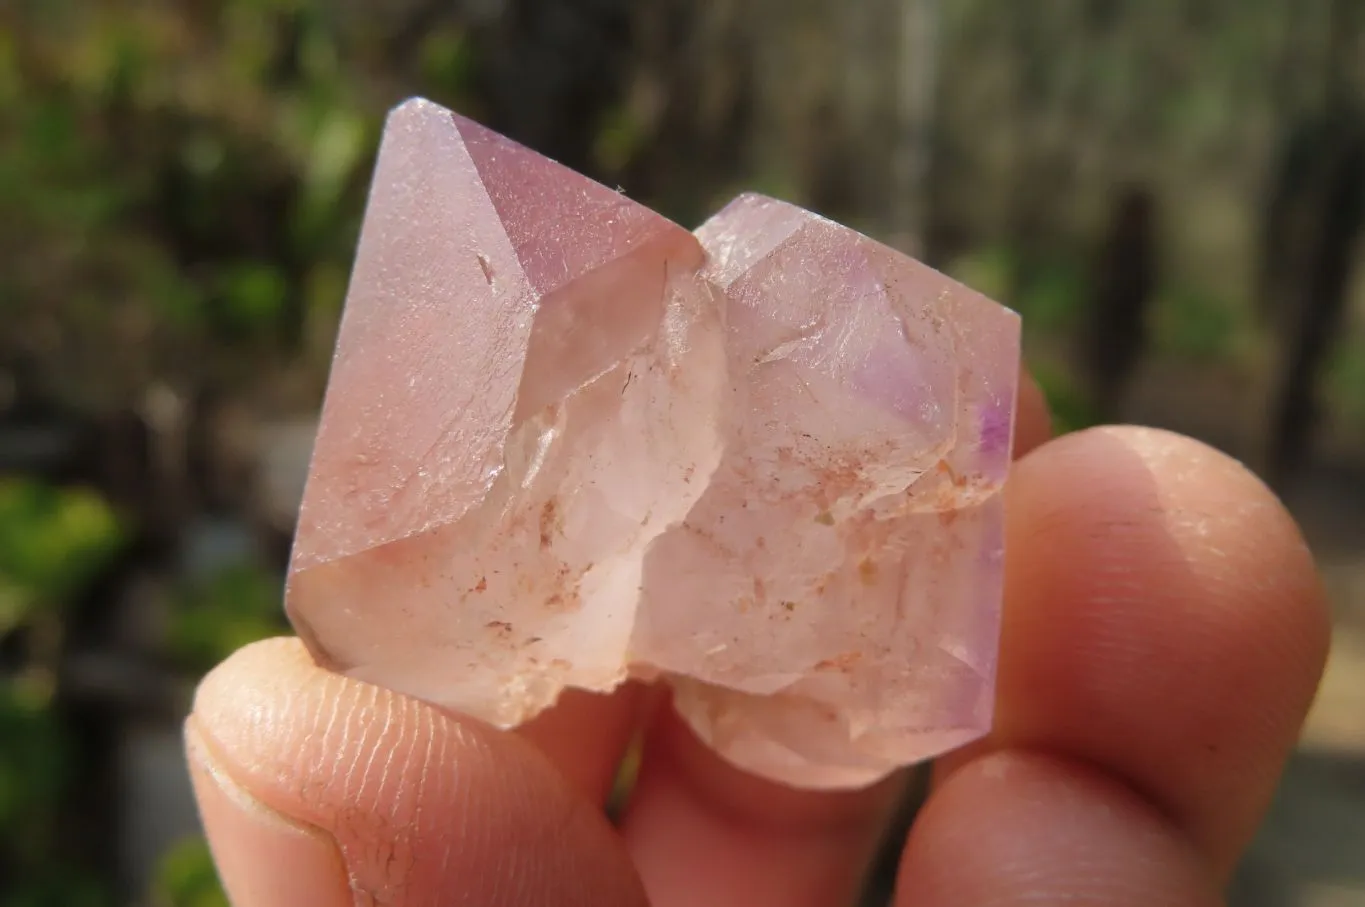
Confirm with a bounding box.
[184,376,1329,906]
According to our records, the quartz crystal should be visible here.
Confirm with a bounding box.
[640,194,1021,787]
[286,98,727,724]
[286,97,1022,790]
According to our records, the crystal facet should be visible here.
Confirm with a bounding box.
[287,98,1022,790]
[636,194,1020,787]
[288,98,727,725]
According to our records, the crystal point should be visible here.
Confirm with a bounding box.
[287,100,1021,790]
[288,97,726,725]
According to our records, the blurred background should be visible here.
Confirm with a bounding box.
[1,0,1363,904]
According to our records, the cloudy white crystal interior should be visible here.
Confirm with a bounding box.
[286,97,1022,790]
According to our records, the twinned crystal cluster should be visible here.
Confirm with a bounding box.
[285,98,1021,790]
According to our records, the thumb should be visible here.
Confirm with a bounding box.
[185,637,647,907]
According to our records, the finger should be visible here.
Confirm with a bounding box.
[936,426,1330,877]
[897,751,1221,906]
[620,705,904,907]
[186,637,647,907]
[516,683,645,805]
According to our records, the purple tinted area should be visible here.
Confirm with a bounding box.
[978,398,1013,458]
[849,344,944,432]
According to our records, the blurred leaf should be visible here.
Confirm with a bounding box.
[0,480,124,632]
[946,245,1016,304]
[150,837,229,907]
[1152,284,1238,361]
[165,563,286,671]
[306,107,367,199]
[593,103,648,175]
[418,26,476,97]
[1,869,113,907]
[303,259,348,333]
[1327,337,1365,428]
[216,261,289,335]
[293,104,371,251]
[0,29,18,107]
[297,12,340,83]
[145,247,211,329]
[948,247,1084,333]
[1016,258,1085,333]
[1031,360,1100,435]
[0,679,68,841]
[181,133,228,179]
[25,100,79,164]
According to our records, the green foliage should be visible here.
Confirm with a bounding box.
[1152,284,1240,361]
[1031,360,1101,436]
[1,870,113,907]
[946,245,1015,304]
[0,3,485,897]
[949,245,1101,435]
[947,246,1087,334]
[166,564,287,673]
[215,262,291,337]
[150,838,229,907]
[292,105,374,254]
[0,679,69,847]
[0,480,122,905]
[1327,336,1365,429]
[417,27,477,101]
[0,480,123,636]
[0,0,474,408]
[1015,258,1087,334]
[593,103,650,176]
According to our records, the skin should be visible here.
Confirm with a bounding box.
[185,368,1331,907]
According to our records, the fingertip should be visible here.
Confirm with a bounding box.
[186,722,354,907]
[982,426,1329,873]
[188,637,648,907]
[900,751,1220,907]
[1011,425,1330,698]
